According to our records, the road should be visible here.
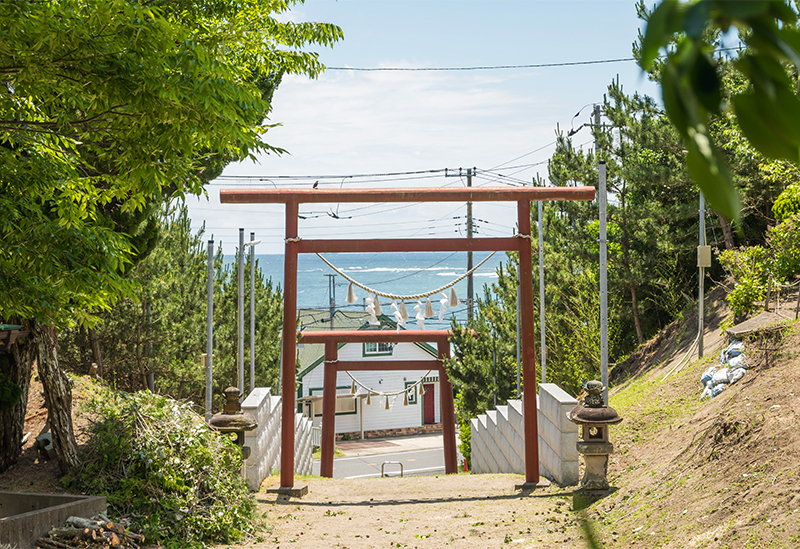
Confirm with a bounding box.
[311,447,446,478]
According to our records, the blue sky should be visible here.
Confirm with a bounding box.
[188,0,661,254]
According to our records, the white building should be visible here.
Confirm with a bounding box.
[296,311,442,439]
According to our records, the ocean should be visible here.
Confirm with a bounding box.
[248,251,508,330]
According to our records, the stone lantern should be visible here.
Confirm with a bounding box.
[567,380,623,492]
[208,387,258,460]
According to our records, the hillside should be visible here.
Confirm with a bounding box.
[595,290,800,548]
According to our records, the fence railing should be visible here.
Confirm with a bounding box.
[241,387,313,491]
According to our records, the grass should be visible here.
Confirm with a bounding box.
[312,447,345,459]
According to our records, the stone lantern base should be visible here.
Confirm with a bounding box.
[576,441,614,491]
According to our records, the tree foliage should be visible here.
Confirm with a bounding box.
[59,204,284,404]
[0,0,339,474]
[719,213,800,317]
[640,0,800,223]
[0,0,341,325]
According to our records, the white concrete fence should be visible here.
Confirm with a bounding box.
[470,383,579,486]
[241,388,313,491]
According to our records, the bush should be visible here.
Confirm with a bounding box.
[67,386,258,546]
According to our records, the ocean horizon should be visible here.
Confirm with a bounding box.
[227,251,509,330]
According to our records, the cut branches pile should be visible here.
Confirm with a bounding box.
[36,515,161,549]
[66,387,258,546]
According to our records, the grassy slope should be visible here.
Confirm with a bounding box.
[591,309,800,548]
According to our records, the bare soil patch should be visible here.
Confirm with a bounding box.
[232,474,587,549]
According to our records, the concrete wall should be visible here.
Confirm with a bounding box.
[536,383,579,486]
[242,388,313,491]
[0,492,106,549]
[469,384,579,486]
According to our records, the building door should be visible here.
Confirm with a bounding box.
[423,384,435,424]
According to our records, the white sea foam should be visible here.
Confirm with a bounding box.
[340,266,451,273]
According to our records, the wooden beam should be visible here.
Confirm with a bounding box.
[334,360,441,371]
[220,186,596,205]
[296,237,520,254]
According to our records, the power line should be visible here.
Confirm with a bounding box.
[212,168,449,181]
[326,57,637,72]
[324,46,744,73]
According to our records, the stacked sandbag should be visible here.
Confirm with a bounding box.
[700,340,749,400]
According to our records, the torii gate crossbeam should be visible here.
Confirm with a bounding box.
[220,186,595,493]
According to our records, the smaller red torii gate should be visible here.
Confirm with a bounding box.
[298,330,457,477]
[220,185,595,494]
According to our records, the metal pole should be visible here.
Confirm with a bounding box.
[467,168,474,321]
[599,161,609,406]
[238,228,245,398]
[538,199,546,383]
[249,232,256,393]
[492,327,497,407]
[325,274,336,330]
[206,239,214,421]
[699,193,706,359]
[516,281,521,398]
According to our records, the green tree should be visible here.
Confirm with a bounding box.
[59,204,284,406]
[0,0,341,474]
[719,213,800,317]
[640,0,800,222]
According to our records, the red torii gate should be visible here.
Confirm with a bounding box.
[300,330,456,478]
[220,186,595,494]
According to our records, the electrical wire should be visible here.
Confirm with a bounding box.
[324,47,744,73]
[213,168,450,181]
[486,141,557,171]
[327,58,637,72]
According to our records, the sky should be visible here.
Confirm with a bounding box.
[187,0,662,255]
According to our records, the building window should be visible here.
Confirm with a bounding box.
[310,386,357,416]
[363,342,393,356]
[404,381,418,405]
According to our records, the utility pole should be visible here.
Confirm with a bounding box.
[325,274,336,330]
[698,193,709,359]
[594,104,602,158]
[467,167,474,321]
[237,228,244,399]
[595,103,609,405]
[599,161,609,406]
[248,233,258,393]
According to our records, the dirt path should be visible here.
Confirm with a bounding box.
[228,474,587,548]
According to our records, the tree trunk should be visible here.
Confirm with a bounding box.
[0,320,37,473]
[34,323,81,475]
[88,327,103,378]
[717,213,735,250]
[630,285,644,345]
[79,326,90,373]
